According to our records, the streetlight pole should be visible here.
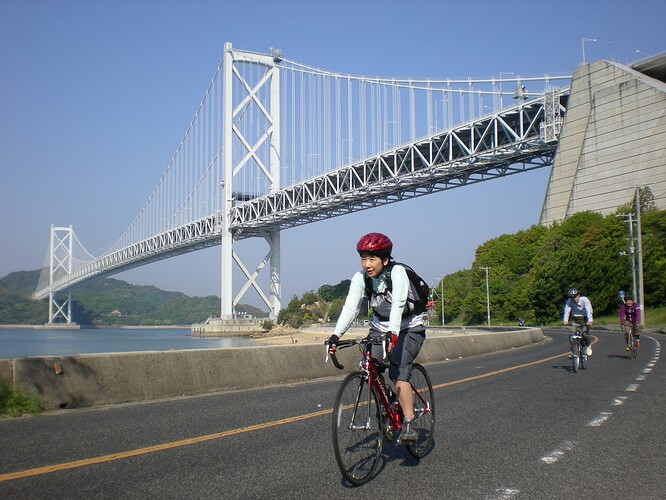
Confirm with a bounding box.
[582,37,597,64]
[499,72,514,110]
[480,266,490,326]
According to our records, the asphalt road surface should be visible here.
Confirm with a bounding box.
[1,328,664,499]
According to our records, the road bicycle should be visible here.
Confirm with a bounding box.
[569,322,588,372]
[623,321,639,359]
[325,334,435,486]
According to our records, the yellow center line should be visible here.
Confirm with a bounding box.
[434,333,598,389]
[0,336,593,482]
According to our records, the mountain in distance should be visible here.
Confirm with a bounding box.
[0,270,268,326]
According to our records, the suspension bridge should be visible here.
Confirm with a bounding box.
[33,42,572,323]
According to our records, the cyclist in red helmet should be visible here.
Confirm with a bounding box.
[328,232,426,444]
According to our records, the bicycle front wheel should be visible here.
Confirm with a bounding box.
[630,338,637,359]
[332,372,382,486]
[572,343,580,373]
[406,363,435,459]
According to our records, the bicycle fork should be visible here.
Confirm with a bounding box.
[347,377,375,431]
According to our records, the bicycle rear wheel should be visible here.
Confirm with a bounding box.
[406,363,435,459]
[332,372,382,486]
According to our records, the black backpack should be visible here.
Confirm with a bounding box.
[364,261,430,317]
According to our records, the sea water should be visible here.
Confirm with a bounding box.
[0,327,254,359]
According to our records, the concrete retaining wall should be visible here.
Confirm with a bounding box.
[0,328,543,410]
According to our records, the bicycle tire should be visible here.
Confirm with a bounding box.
[406,363,435,459]
[572,341,579,373]
[332,371,382,486]
[581,352,587,370]
[630,338,637,359]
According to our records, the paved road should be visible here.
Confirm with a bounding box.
[1,329,664,499]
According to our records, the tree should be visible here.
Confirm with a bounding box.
[277,295,307,328]
[327,297,345,323]
[317,284,336,302]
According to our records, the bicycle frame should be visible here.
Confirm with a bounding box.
[570,331,582,356]
[362,347,404,433]
[569,322,587,371]
[623,322,638,359]
[570,321,584,348]
[623,322,639,342]
[329,336,430,433]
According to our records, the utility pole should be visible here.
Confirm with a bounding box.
[628,213,638,303]
[480,266,491,326]
[617,212,638,314]
[441,278,445,326]
[635,187,646,326]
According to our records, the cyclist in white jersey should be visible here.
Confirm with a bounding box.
[327,233,426,444]
[562,287,594,356]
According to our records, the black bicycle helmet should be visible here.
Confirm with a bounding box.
[567,288,579,298]
[356,232,393,257]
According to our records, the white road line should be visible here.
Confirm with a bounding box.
[626,384,640,392]
[612,396,628,406]
[587,412,612,427]
[486,487,520,499]
[541,440,575,464]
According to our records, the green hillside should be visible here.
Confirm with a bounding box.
[0,272,267,326]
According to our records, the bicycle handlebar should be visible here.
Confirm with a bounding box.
[325,334,396,370]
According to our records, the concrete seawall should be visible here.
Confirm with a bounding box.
[0,328,543,410]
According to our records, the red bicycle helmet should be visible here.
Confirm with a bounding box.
[356,232,393,257]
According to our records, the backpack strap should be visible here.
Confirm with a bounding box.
[365,262,420,320]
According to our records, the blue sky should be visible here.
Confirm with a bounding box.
[1,0,664,309]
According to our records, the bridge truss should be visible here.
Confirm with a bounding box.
[231,90,568,235]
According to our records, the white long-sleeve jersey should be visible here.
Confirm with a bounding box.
[563,296,594,323]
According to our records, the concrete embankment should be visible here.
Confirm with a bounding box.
[0,327,543,410]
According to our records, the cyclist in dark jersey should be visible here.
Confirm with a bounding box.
[620,297,641,348]
[327,232,426,444]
